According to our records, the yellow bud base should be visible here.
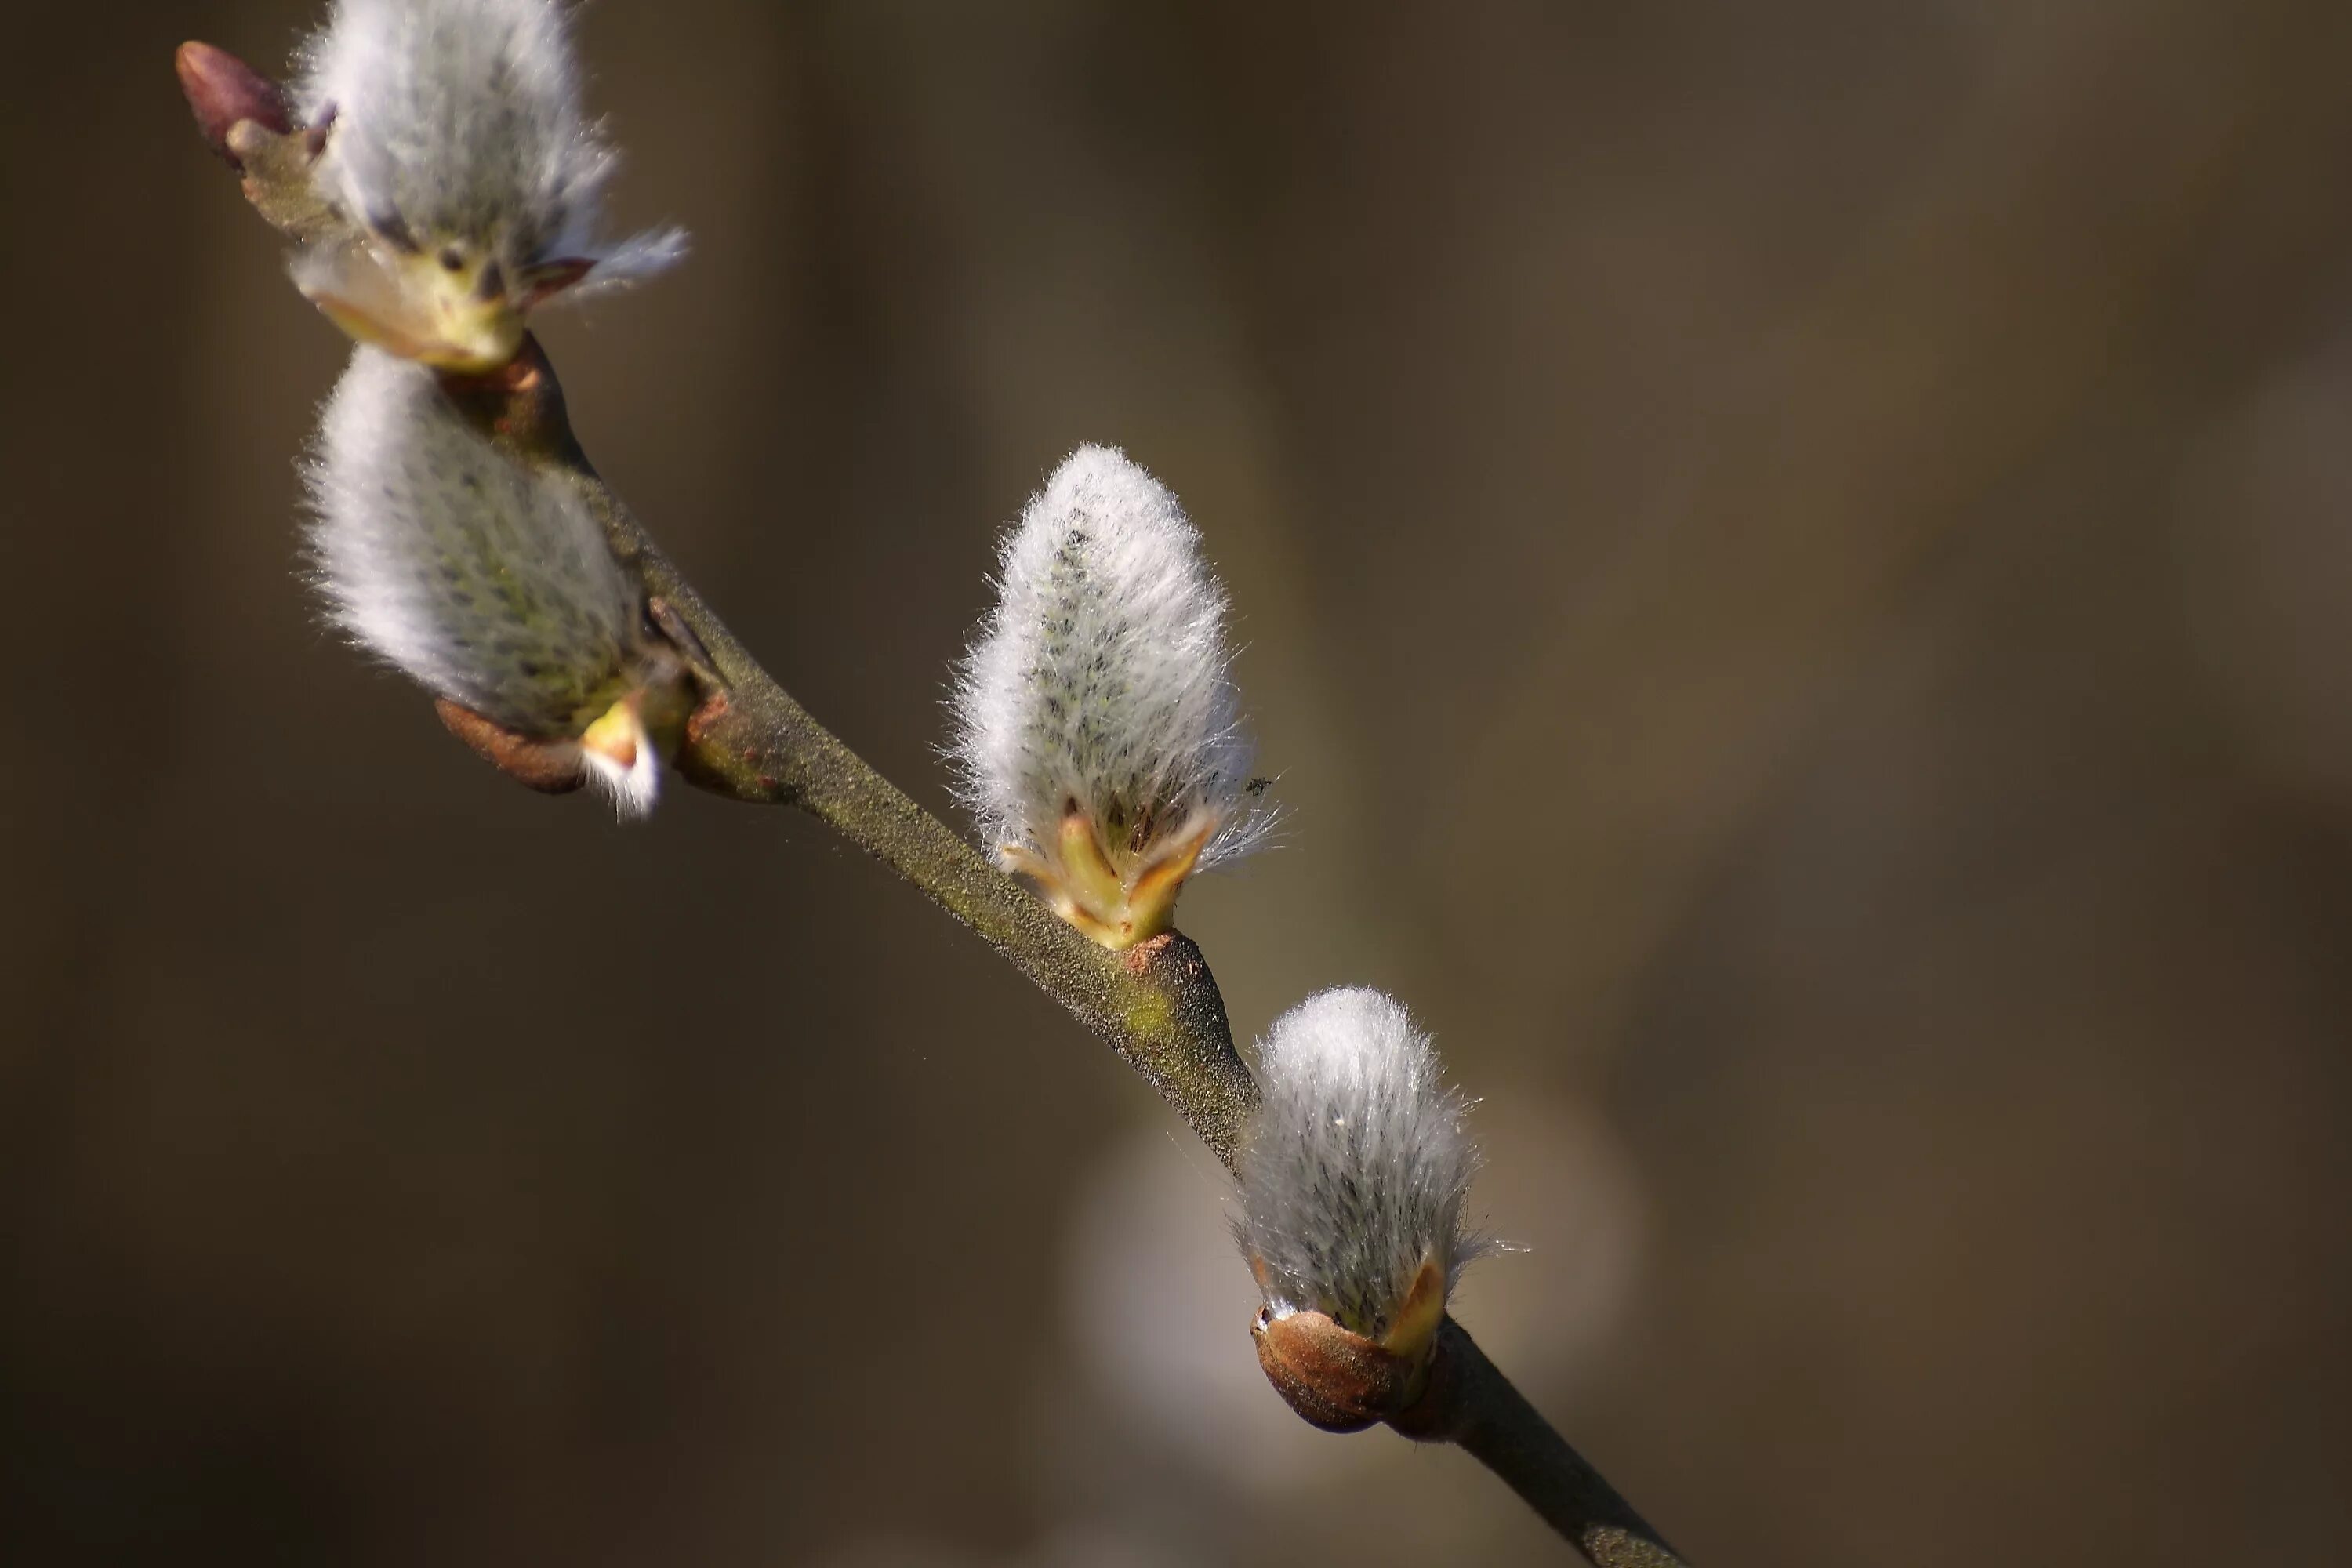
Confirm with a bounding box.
[1000,811,1214,950]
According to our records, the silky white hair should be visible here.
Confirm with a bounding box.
[304,346,651,752]
[297,0,683,290]
[1237,988,1486,1339]
[578,720,662,820]
[951,445,1269,873]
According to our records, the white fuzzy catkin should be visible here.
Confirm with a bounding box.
[305,345,663,815]
[1237,989,1485,1341]
[952,445,1267,876]
[297,0,684,294]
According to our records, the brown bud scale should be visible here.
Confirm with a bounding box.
[1250,1305,1431,1434]
[434,699,586,793]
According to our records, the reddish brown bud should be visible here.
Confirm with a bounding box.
[1250,1305,1430,1433]
[175,42,292,168]
[434,700,586,793]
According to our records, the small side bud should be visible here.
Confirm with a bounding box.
[176,41,293,166]
[1235,989,1486,1426]
[307,347,690,819]
[287,0,686,369]
[951,445,1272,949]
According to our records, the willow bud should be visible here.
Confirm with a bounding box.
[305,347,690,818]
[174,40,293,168]
[289,0,685,370]
[1236,989,1486,1428]
[951,445,1271,948]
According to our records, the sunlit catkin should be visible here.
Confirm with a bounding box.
[291,0,684,369]
[1238,988,1484,1353]
[952,445,1269,948]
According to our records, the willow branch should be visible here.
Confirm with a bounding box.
[177,43,1689,1563]
[423,343,1261,1163]
[1398,1321,1686,1568]
[476,354,1691,1568]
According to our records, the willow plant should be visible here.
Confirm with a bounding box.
[176,8,1687,1563]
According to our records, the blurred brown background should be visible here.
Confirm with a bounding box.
[8,1,2352,1563]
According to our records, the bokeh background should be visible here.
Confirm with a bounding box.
[9,1,2352,1563]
